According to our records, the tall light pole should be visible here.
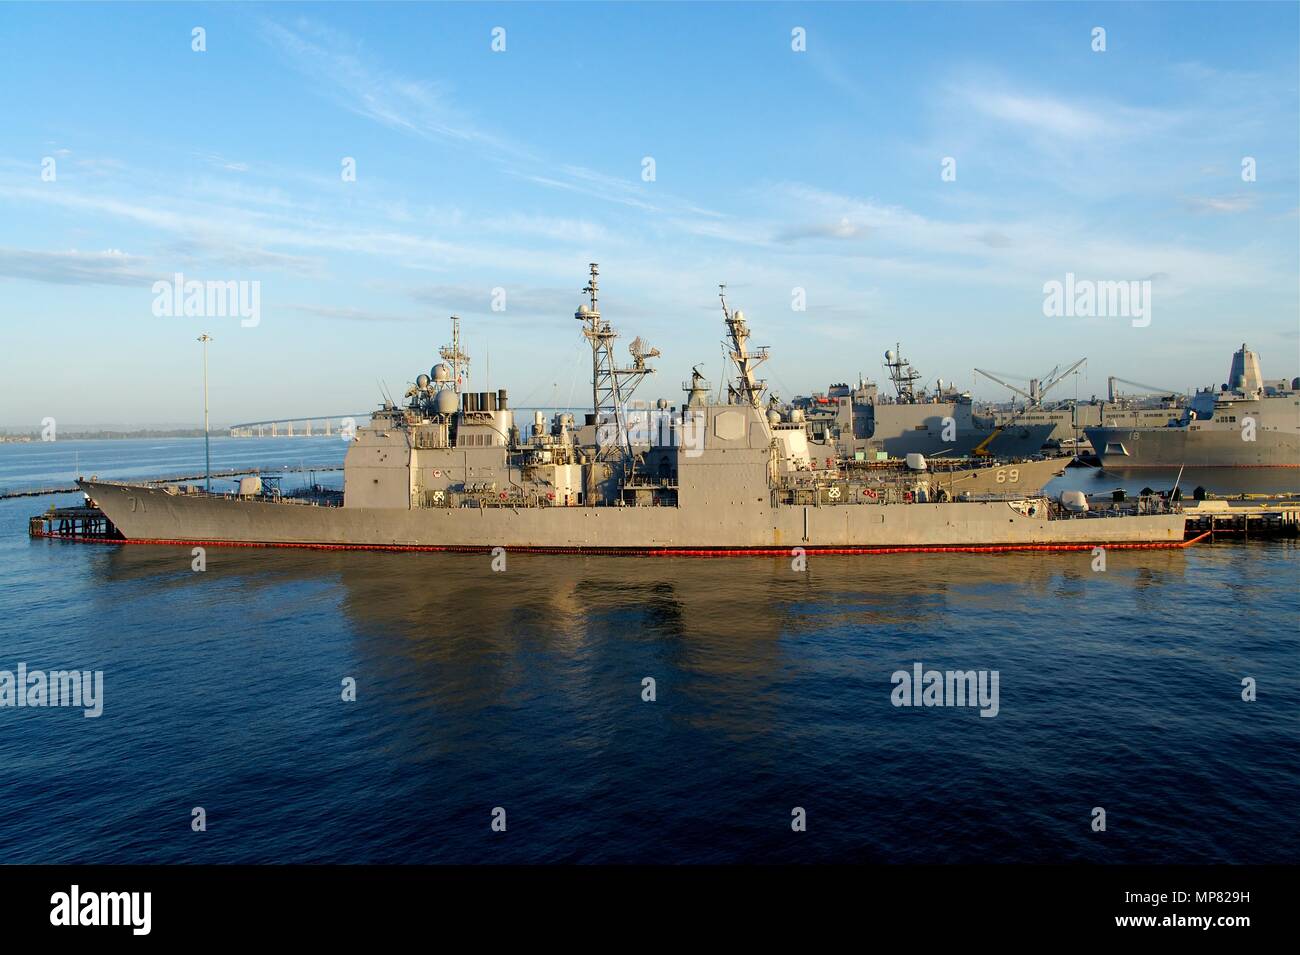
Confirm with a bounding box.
[197,334,213,492]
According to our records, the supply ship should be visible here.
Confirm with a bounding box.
[795,349,1056,459]
[78,266,1191,554]
[1086,344,1300,469]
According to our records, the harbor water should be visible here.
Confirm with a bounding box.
[1,438,1297,863]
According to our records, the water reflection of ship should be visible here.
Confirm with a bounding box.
[89,543,1198,659]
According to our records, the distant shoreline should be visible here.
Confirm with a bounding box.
[0,430,212,442]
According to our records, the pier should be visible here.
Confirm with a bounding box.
[1181,498,1300,540]
[2,465,343,500]
[29,507,123,541]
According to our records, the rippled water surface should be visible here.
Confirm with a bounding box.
[1,439,1296,863]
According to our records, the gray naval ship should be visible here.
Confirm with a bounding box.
[79,266,1188,554]
[795,347,1056,459]
[1086,344,1300,469]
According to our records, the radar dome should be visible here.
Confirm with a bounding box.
[733,309,745,322]
[416,374,430,389]
[434,389,459,415]
[885,350,896,362]
[432,363,451,382]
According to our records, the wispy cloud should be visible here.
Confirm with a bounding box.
[260,18,724,224]
[0,247,152,286]
[260,18,518,154]
[1183,194,1256,214]
[951,82,1179,142]
[408,283,578,317]
[776,217,867,243]
[286,304,422,324]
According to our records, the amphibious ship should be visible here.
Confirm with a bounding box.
[79,266,1189,554]
[1086,344,1300,469]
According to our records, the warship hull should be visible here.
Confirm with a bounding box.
[927,456,1066,496]
[1086,426,1300,468]
[79,479,1187,553]
[867,413,1055,458]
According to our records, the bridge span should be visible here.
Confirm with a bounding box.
[227,415,369,438]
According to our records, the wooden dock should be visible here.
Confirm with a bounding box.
[1180,498,1300,540]
[29,506,123,541]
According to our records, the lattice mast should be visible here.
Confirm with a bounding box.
[439,315,470,394]
[576,263,655,464]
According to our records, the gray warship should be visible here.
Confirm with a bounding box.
[79,266,1190,554]
[1086,344,1300,469]
[796,348,1056,459]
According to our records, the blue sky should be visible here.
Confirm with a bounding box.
[1,1,1297,425]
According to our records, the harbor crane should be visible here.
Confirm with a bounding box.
[970,358,1086,456]
[974,358,1087,408]
[1106,376,1180,402]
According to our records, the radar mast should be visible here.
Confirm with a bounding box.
[575,263,656,464]
[884,343,920,403]
[439,315,470,394]
[719,284,768,408]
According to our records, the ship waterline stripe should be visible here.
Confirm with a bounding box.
[31,530,1211,556]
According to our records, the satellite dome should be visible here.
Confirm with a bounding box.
[432,363,451,382]
[885,350,896,362]
[416,373,430,389]
[434,389,459,415]
[733,309,745,322]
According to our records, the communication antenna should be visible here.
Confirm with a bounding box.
[575,263,655,465]
[884,344,921,403]
[439,315,470,394]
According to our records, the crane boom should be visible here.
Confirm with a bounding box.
[974,368,1033,402]
[1107,375,1180,399]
